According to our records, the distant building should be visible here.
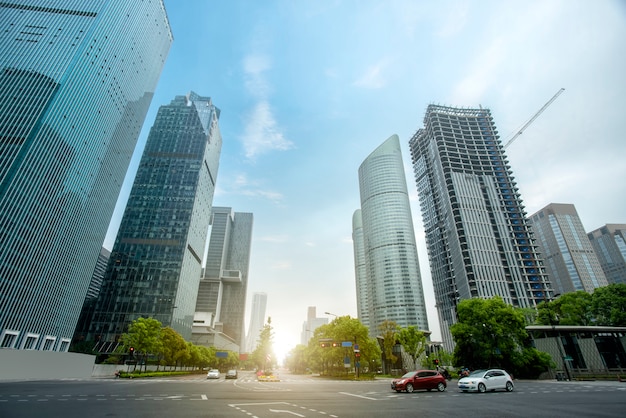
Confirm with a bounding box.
[195,207,253,350]
[0,0,172,351]
[73,248,110,347]
[245,292,267,353]
[588,224,626,285]
[528,203,607,294]
[355,135,429,336]
[300,307,328,346]
[352,210,370,330]
[85,92,222,347]
[409,105,552,351]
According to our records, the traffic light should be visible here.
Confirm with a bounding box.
[434,359,439,365]
[332,342,339,347]
[129,347,135,357]
[320,342,329,348]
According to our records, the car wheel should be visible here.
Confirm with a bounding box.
[437,382,446,392]
[506,381,514,392]
[406,383,414,393]
[396,390,401,393]
[478,383,486,393]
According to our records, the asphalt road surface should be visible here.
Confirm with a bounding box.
[1,370,625,417]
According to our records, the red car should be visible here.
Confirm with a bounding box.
[391,370,447,393]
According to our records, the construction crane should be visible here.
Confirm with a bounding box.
[503,87,565,149]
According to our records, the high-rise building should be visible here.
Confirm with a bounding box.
[0,0,172,351]
[588,224,626,285]
[195,207,253,349]
[300,306,328,346]
[409,105,552,351]
[86,92,222,346]
[245,292,267,352]
[73,248,111,348]
[528,203,607,294]
[355,134,429,336]
[352,210,370,330]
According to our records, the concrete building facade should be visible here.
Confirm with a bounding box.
[409,105,552,351]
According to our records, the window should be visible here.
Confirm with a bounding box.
[42,337,56,351]
[22,334,39,350]
[1,330,19,348]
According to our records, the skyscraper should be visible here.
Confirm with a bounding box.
[352,209,370,330]
[196,207,253,349]
[588,224,626,285]
[409,105,552,350]
[86,92,222,345]
[528,203,607,294]
[245,292,267,352]
[355,135,429,336]
[0,0,172,351]
[300,306,328,346]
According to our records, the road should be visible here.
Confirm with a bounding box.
[1,370,625,417]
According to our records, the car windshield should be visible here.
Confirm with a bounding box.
[401,371,417,378]
[468,370,486,377]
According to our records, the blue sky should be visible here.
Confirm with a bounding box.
[105,0,626,360]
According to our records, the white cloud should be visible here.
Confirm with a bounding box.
[243,54,272,98]
[353,60,389,89]
[216,172,284,203]
[242,100,294,159]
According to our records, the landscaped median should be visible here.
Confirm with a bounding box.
[257,371,280,382]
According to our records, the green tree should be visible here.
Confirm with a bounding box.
[119,317,163,372]
[396,326,427,370]
[159,326,187,370]
[537,291,593,326]
[285,344,309,374]
[451,296,551,378]
[378,320,398,374]
[591,284,626,326]
[252,317,275,373]
[305,316,380,376]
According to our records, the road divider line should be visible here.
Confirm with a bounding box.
[339,392,378,401]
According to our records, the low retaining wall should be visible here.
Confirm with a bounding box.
[0,350,95,380]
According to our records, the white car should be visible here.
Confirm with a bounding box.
[458,369,514,393]
[206,369,220,379]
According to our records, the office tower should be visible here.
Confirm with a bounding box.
[528,203,608,294]
[356,135,429,336]
[196,207,253,349]
[0,0,172,351]
[409,105,552,350]
[86,92,222,345]
[588,224,626,285]
[352,210,370,330]
[300,306,328,346]
[245,292,267,352]
[73,248,111,348]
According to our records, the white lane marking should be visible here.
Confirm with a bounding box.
[269,409,305,417]
[339,391,378,400]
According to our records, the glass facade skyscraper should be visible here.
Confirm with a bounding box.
[355,135,429,336]
[196,207,253,349]
[528,203,607,294]
[409,105,552,350]
[85,92,222,345]
[245,292,267,352]
[0,0,172,351]
[588,224,626,285]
